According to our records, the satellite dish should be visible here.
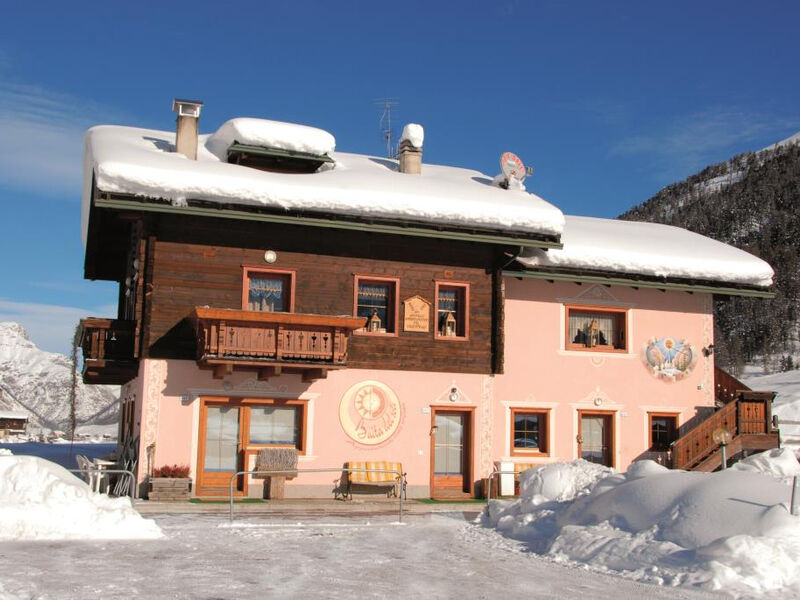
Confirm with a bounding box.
[500,152,529,182]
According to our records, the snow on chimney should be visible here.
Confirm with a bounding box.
[398,123,424,174]
[172,99,204,160]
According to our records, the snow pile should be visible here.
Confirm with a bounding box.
[0,449,12,456]
[206,118,336,159]
[483,456,800,595]
[517,215,775,288]
[0,455,162,540]
[732,447,800,483]
[400,123,424,148]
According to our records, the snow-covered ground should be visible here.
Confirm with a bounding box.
[482,455,800,598]
[0,511,729,600]
[3,452,800,598]
[743,368,800,449]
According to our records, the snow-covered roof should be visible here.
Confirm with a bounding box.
[516,215,774,288]
[0,410,28,420]
[82,122,565,246]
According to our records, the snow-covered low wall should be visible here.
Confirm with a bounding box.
[0,456,162,540]
[482,452,800,596]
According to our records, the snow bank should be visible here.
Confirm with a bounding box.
[0,456,162,540]
[0,449,11,456]
[517,215,775,288]
[206,118,336,158]
[483,456,800,595]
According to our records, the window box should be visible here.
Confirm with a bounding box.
[435,281,469,340]
[242,267,296,313]
[354,276,399,335]
[565,305,627,352]
[510,408,549,456]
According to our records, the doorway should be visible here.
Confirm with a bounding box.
[578,411,614,468]
[430,408,473,498]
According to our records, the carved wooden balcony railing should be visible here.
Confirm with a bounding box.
[672,392,778,471]
[191,307,366,381]
[78,318,138,384]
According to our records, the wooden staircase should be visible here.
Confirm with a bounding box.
[671,367,779,471]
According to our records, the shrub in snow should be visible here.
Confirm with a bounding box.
[482,454,800,595]
[0,455,162,540]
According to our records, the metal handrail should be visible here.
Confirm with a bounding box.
[485,469,519,502]
[68,468,137,499]
[228,467,406,523]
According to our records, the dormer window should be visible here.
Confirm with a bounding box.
[226,143,334,174]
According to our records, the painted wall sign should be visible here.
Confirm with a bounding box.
[643,337,697,380]
[403,295,431,333]
[339,380,402,445]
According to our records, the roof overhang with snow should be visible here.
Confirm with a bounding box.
[82,123,565,249]
[510,215,775,296]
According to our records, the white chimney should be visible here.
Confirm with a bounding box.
[398,123,424,174]
[172,98,204,160]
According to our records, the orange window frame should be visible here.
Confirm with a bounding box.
[241,266,297,312]
[564,304,628,353]
[353,275,400,336]
[434,281,470,341]
[648,412,679,452]
[510,408,550,457]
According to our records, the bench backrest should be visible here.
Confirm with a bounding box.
[347,461,402,484]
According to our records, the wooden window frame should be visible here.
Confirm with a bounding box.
[434,280,470,341]
[648,412,679,452]
[509,408,550,457]
[196,397,308,498]
[241,266,297,312]
[564,304,628,353]
[353,275,400,337]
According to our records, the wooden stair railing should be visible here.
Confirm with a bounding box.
[672,394,775,470]
[714,365,750,405]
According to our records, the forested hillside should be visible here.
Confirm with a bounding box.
[620,138,800,375]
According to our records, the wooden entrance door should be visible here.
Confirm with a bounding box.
[431,409,472,498]
[197,402,245,496]
[578,412,614,467]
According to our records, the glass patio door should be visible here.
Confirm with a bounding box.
[580,414,612,467]
[432,411,471,497]
[198,404,244,495]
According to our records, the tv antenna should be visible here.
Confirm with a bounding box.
[375,99,399,158]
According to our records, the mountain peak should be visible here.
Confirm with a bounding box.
[0,322,31,343]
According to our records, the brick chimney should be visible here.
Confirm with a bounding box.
[398,123,424,174]
[172,99,204,159]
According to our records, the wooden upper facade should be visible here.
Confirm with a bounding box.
[81,205,506,383]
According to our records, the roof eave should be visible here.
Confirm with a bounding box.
[93,190,563,249]
[502,267,775,298]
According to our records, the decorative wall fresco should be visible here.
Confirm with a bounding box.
[339,380,403,445]
[643,337,697,380]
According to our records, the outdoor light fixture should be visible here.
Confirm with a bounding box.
[702,344,715,357]
[449,387,459,402]
[264,250,278,264]
[429,425,439,436]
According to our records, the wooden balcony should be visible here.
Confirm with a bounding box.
[78,318,139,385]
[672,391,778,471]
[191,307,366,381]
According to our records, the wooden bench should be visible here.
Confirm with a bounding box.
[338,461,406,500]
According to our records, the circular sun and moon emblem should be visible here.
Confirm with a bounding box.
[339,381,402,445]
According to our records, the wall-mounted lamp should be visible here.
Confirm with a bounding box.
[429,425,439,436]
[702,344,715,357]
[448,387,459,402]
[264,249,278,263]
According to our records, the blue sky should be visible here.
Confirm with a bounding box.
[1,1,798,354]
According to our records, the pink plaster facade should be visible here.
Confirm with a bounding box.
[128,279,715,498]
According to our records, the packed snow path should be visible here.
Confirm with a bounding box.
[0,512,727,600]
